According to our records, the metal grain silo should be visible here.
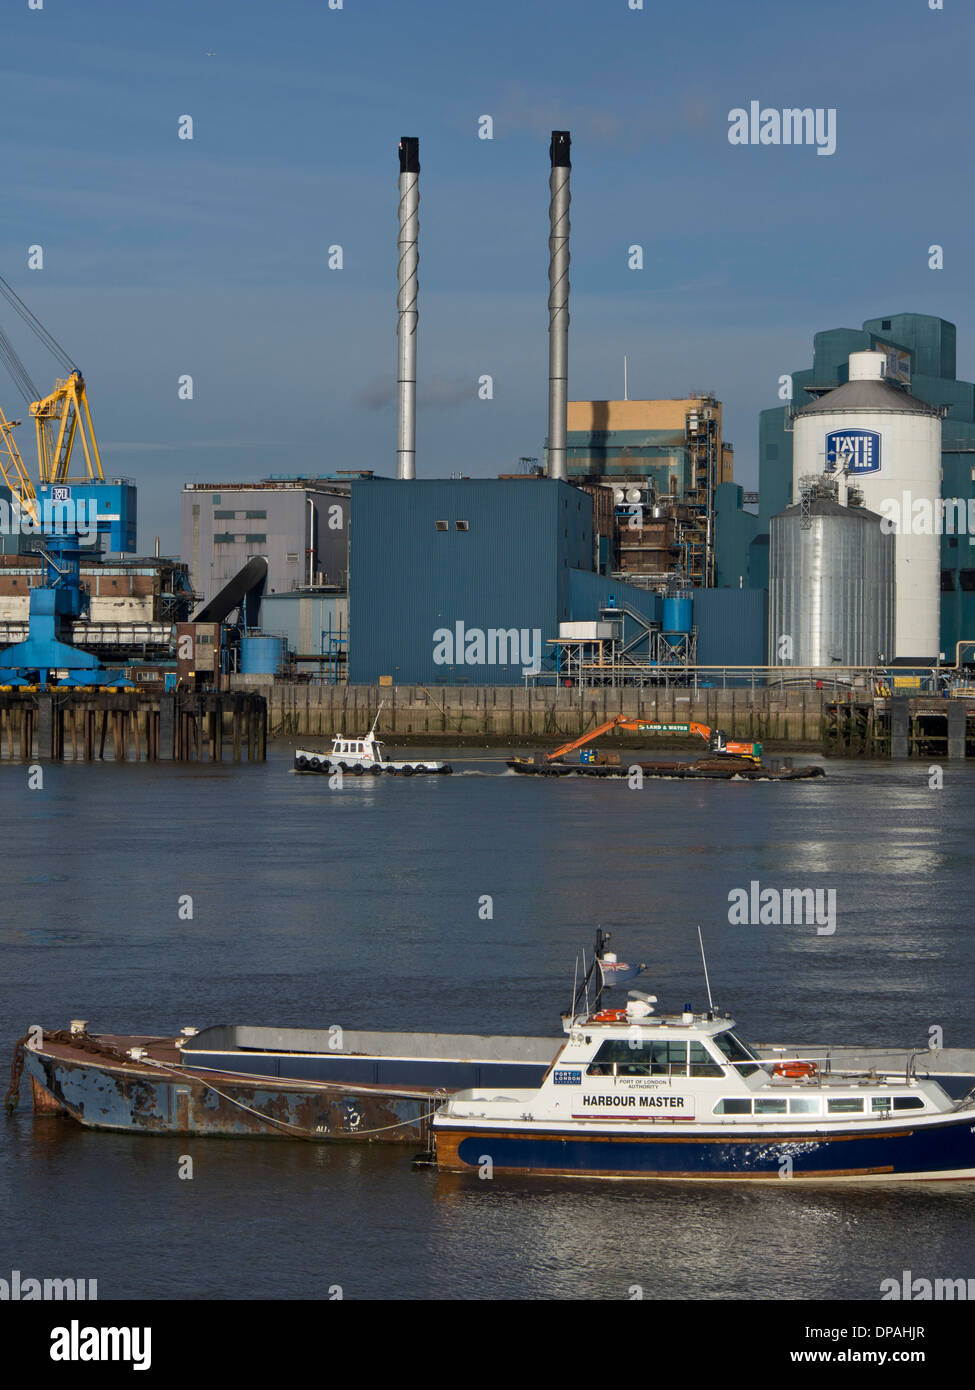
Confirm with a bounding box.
[769,488,894,667]
[792,351,941,661]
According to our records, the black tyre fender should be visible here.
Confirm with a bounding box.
[414,765,427,774]
[401,765,414,777]
[442,765,453,774]
[296,756,309,769]
[352,764,365,775]
[369,766,382,776]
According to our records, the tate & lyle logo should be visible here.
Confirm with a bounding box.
[432,621,542,674]
[826,429,881,475]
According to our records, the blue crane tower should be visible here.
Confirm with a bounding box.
[0,276,136,686]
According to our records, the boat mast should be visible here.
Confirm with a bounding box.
[369,699,386,738]
[697,924,715,1014]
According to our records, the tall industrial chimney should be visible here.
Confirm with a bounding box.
[396,136,420,480]
[547,130,571,482]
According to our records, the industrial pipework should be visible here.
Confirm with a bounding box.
[396,136,420,481]
[547,130,571,482]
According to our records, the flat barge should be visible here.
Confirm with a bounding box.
[507,756,825,780]
[12,1025,557,1145]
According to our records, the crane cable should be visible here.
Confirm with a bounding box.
[0,275,75,376]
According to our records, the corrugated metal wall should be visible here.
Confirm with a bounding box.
[692,588,768,666]
[349,480,592,684]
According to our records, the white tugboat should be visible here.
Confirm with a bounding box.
[432,930,975,1181]
[294,705,452,777]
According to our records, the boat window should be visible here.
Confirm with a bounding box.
[585,1040,687,1077]
[755,1098,788,1114]
[789,1097,820,1114]
[689,1041,723,1077]
[712,1031,761,1077]
[827,1097,864,1113]
[893,1096,925,1111]
[713,1098,752,1114]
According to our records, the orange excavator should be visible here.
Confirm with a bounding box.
[507,714,825,779]
[546,715,762,764]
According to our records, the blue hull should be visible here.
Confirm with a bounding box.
[438,1115,975,1180]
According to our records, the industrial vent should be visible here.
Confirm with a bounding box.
[435,520,448,531]
[455,520,469,531]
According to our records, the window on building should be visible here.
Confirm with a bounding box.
[435,520,448,531]
[213,533,235,544]
[214,511,235,519]
[455,520,469,531]
[245,510,267,519]
[881,319,891,330]
[244,534,267,544]
[212,495,221,505]
[960,570,975,592]
[286,553,300,563]
[941,571,956,591]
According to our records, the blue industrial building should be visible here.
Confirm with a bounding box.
[716,313,975,656]
[349,478,766,684]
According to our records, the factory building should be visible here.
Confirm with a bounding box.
[562,397,734,589]
[348,477,765,685]
[180,476,352,609]
[724,313,975,658]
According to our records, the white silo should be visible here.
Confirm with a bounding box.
[792,351,942,662]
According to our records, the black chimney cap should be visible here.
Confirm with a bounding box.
[398,137,420,174]
[549,130,571,167]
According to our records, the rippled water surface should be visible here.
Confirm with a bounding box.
[2,747,974,1299]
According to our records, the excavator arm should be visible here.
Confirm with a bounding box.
[548,715,761,762]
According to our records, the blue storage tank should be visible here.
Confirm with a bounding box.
[240,634,287,675]
[661,596,692,634]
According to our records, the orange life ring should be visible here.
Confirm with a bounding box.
[773,1060,818,1079]
[591,1008,627,1023]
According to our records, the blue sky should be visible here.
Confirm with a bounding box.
[2,0,973,551]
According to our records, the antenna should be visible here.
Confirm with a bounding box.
[697,924,714,1013]
[623,355,628,402]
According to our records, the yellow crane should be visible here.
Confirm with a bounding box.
[0,276,104,516]
[0,405,39,524]
[31,369,104,485]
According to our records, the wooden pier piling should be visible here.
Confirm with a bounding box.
[0,691,266,763]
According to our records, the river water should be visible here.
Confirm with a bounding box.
[2,746,974,1300]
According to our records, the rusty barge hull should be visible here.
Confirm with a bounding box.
[23,1040,441,1144]
[507,759,825,780]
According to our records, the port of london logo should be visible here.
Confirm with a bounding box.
[825,429,881,475]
